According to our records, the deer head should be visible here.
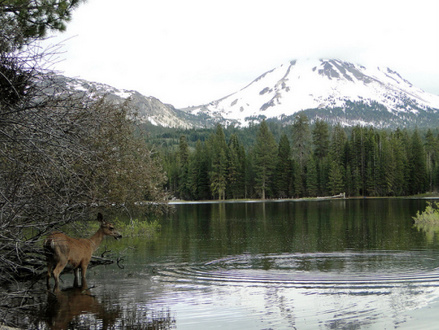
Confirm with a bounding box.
[97,213,122,240]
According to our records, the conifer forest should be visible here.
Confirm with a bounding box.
[158,115,439,200]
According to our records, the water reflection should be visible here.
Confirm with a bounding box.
[44,284,119,329]
[145,199,439,329]
[415,223,439,244]
[41,282,175,329]
[24,199,439,328]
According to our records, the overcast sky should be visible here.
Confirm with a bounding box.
[44,0,439,108]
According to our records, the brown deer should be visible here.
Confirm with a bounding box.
[44,213,122,290]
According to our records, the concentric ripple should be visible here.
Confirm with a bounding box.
[155,251,439,289]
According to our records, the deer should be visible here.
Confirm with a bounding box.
[44,213,122,291]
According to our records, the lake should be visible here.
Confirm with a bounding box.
[33,199,439,329]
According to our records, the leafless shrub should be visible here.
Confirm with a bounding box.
[0,40,168,292]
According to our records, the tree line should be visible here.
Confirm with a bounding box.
[162,114,439,200]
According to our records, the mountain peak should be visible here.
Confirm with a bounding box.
[185,58,439,128]
[57,59,439,129]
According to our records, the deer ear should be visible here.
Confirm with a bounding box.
[97,213,104,223]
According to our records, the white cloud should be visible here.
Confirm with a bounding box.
[45,0,439,108]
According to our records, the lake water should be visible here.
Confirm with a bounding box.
[34,199,439,329]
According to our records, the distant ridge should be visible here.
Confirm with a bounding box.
[55,59,439,129]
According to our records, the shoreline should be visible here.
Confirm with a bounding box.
[169,194,439,205]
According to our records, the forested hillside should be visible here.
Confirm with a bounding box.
[157,115,439,200]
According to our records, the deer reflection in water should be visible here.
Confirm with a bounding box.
[45,282,119,330]
[44,213,122,291]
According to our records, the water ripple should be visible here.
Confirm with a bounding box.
[155,251,439,289]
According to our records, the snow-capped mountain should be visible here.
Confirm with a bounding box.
[52,59,439,129]
[185,59,439,128]
[48,75,204,129]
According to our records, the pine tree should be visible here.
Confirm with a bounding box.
[312,119,330,159]
[189,140,210,200]
[351,165,361,196]
[209,125,228,200]
[317,158,330,196]
[211,148,227,200]
[274,133,292,198]
[291,114,311,196]
[1,0,86,49]
[254,120,278,199]
[312,119,330,195]
[391,128,410,195]
[328,124,347,194]
[328,160,344,195]
[425,129,438,191]
[329,124,347,167]
[349,126,366,195]
[364,131,378,196]
[227,134,246,199]
[409,129,427,194]
[292,114,311,170]
[292,159,302,197]
[178,135,191,199]
[306,155,318,197]
[376,131,394,196]
[245,151,256,198]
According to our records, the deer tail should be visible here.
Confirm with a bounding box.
[43,237,56,256]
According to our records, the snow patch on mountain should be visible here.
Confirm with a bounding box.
[53,59,439,129]
[56,75,198,128]
[187,59,439,127]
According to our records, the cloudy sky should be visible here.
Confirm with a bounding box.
[44,0,439,108]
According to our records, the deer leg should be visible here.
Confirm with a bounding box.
[80,263,88,287]
[52,260,68,291]
[73,268,80,287]
[46,261,53,289]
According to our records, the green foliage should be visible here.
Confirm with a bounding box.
[120,218,161,239]
[328,160,344,195]
[209,125,228,200]
[227,134,246,199]
[312,119,329,159]
[283,101,439,130]
[1,0,86,49]
[413,202,439,225]
[275,134,293,198]
[306,156,318,197]
[409,129,427,194]
[158,117,439,200]
[292,113,311,170]
[254,120,277,199]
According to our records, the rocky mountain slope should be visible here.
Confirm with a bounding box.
[50,75,204,128]
[53,59,439,129]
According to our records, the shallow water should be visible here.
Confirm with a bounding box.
[34,199,439,329]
